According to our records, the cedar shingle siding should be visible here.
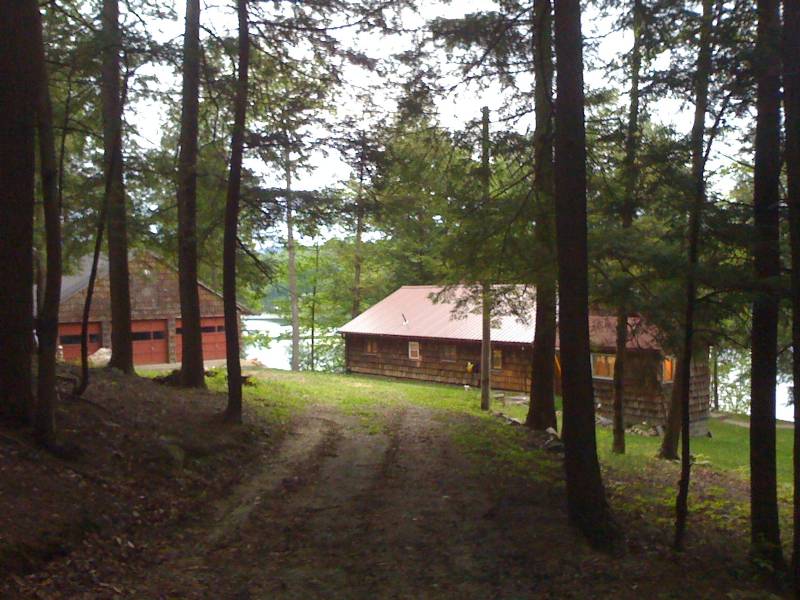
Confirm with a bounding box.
[345,333,710,434]
[57,252,234,365]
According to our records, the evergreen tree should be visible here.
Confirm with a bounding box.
[223,0,250,423]
[0,0,37,425]
[553,0,617,547]
[101,0,134,373]
[749,0,784,570]
[176,0,205,388]
[783,0,800,588]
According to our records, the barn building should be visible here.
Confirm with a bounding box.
[55,251,239,365]
[339,285,710,434]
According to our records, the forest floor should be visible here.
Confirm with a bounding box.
[0,367,792,599]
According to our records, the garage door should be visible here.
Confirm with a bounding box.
[58,322,101,362]
[131,319,168,365]
[175,317,228,361]
[201,317,227,360]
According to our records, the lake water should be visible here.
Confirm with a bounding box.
[243,314,292,370]
[775,382,794,422]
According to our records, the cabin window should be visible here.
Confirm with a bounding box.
[492,348,503,370]
[591,353,616,380]
[408,341,420,360]
[662,356,676,383]
[442,344,457,361]
[365,338,379,354]
[132,331,152,341]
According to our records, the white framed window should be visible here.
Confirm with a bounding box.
[408,341,420,360]
[591,353,616,380]
[492,348,503,370]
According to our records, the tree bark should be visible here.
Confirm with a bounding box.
[526,0,558,432]
[223,0,249,423]
[76,207,107,397]
[750,0,784,570]
[712,345,719,412]
[351,131,369,319]
[611,0,643,455]
[659,357,684,460]
[672,0,714,551]
[33,0,63,442]
[783,0,800,588]
[553,0,617,547]
[481,282,492,411]
[101,0,133,374]
[310,242,320,371]
[0,0,37,425]
[286,149,300,371]
[611,314,628,454]
[177,0,205,388]
[658,0,713,467]
[480,106,492,412]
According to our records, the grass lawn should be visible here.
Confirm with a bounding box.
[597,418,794,490]
[200,367,793,491]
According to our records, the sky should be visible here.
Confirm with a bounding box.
[132,0,718,193]
[128,0,748,254]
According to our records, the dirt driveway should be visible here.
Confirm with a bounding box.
[75,397,768,600]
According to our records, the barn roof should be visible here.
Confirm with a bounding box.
[339,285,663,351]
[56,251,248,313]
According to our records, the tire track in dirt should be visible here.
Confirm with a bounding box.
[117,413,343,598]
[230,407,393,599]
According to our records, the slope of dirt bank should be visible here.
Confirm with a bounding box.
[0,368,278,598]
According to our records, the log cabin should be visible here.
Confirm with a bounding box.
[53,251,243,365]
[339,285,710,434]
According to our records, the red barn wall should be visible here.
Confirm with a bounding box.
[57,253,230,364]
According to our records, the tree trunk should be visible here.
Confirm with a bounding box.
[672,0,714,551]
[310,243,320,371]
[352,201,364,317]
[750,0,784,570]
[0,0,37,425]
[34,250,45,321]
[552,0,617,547]
[659,357,684,460]
[33,0,63,442]
[177,0,205,388]
[101,0,133,374]
[76,207,107,397]
[611,0,643,455]
[658,0,713,466]
[526,0,558,432]
[480,106,492,412]
[611,313,628,454]
[783,0,800,588]
[481,282,492,411]
[286,149,300,371]
[223,0,249,423]
[712,345,719,412]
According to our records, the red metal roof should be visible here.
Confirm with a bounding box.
[339,285,664,351]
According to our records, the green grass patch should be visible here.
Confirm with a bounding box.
[595,418,793,486]
[142,368,793,490]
